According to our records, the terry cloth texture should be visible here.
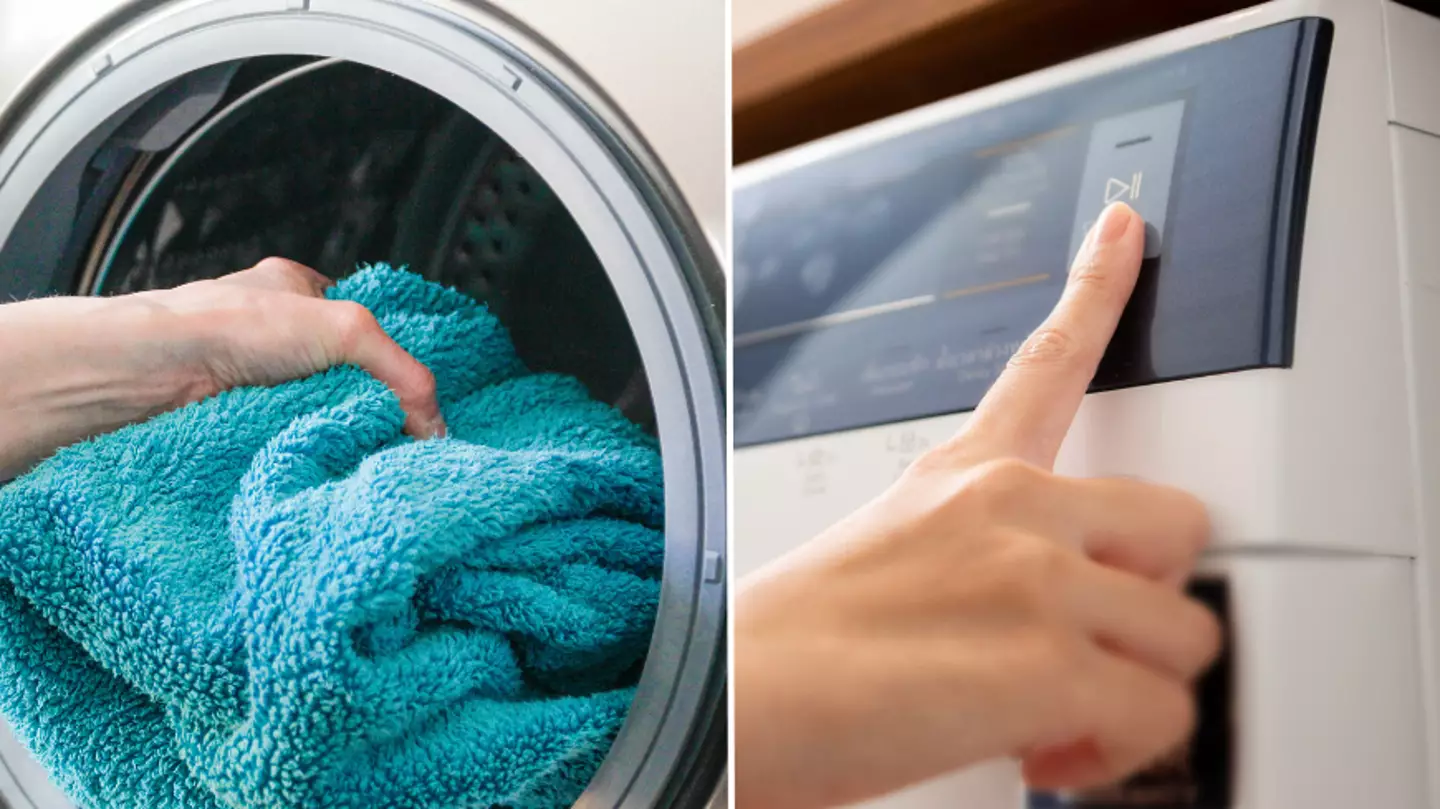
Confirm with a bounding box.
[0,265,664,809]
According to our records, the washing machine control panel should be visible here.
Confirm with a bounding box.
[734,19,1331,448]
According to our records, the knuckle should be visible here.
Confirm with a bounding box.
[256,257,322,292]
[904,437,985,482]
[1010,629,1078,687]
[1067,255,1120,296]
[401,365,438,402]
[995,532,1074,613]
[899,447,950,482]
[254,256,293,271]
[1005,533,1070,581]
[901,455,1048,520]
[1127,480,1211,557]
[333,301,379,348]
[1008,326,1080,370]
[906,440,963,476]
[254,256,302,279]
[963,457,1048,509]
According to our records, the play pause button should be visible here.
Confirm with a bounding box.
[1069,100,1186,260]
[1105,172,1143,204]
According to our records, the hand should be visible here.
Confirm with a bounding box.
[734,203,1222,809]
[0,258,444,480]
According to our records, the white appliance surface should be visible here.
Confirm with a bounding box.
[735,1,1440,807]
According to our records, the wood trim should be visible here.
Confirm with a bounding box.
[733,0,1260,165]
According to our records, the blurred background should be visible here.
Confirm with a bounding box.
[0,0,727,243]
[730,0,1260,165]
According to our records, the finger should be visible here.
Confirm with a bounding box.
[1067,559,1223,681]
[1023,653,1196,791]
[1006,475,1212,583]
[218,258,334,297]
[956,202,1144,468]
[321,300,447,439]
[1020,738,1112,793]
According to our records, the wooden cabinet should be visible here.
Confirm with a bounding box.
[733,0,1260,164]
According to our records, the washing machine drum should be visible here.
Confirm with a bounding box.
[0,3,726,808]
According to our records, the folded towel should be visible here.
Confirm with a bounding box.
[0,265,664,809]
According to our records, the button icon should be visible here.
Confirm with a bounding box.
[1069,100,1186,261]
[1104,171,1143,204]
[799,253,837,296]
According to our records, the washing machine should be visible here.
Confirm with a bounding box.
[0,1,727,807]
[735,1,1440,807]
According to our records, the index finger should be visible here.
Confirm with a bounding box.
[319,299,447,440]
[958,202,1145,468]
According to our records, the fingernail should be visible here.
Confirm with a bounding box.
[432,419,448,440]
[1094,202,1133,245]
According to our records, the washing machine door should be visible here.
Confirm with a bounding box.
[0,2,727,807]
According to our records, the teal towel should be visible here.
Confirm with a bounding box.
[0,265,663,809]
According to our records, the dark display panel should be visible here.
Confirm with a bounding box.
[734,19,1331,447]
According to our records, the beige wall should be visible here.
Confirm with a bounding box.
[0,0,119,103]
[497,0,728,244]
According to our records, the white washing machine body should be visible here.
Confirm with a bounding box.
[735,1,1440,807]
[0,2,727,807]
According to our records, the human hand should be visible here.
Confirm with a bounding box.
[734,203,1222,809]
[0,258,443,479]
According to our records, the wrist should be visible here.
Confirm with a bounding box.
[0,297,209,478]
[734,578,838,809]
